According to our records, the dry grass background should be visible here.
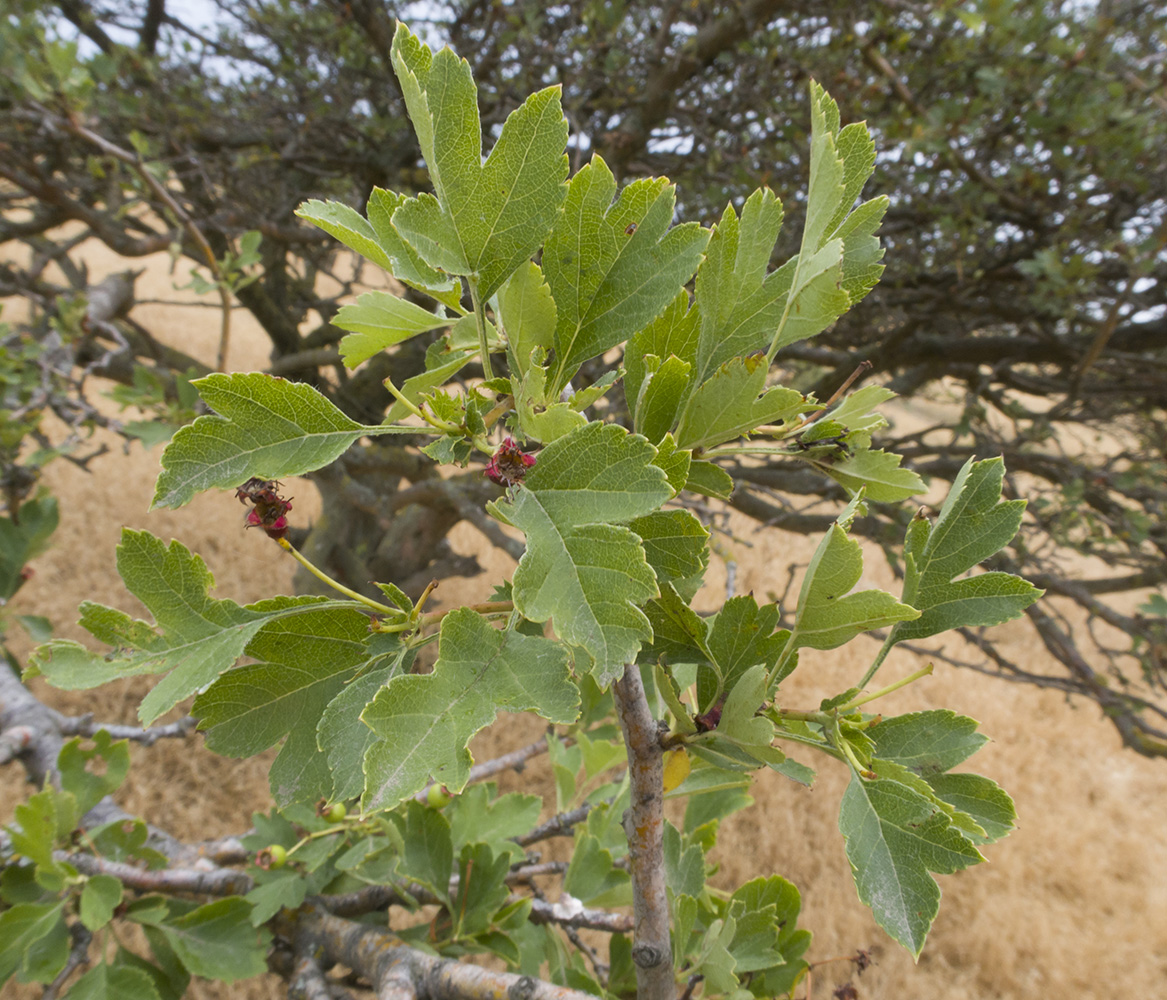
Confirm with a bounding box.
[3,239,1166,998]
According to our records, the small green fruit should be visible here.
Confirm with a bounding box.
[263,844,287,869]
[426,784,453,809]
[324,803,347,823]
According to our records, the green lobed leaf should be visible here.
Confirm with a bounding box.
[294,197,399,274]
[564,833,630,907]
[685,459,734,500]
[566,368,621,412]
[296,192,459,306]
[361,609,578,810]
[515,353,589,443]
[813,448,925,503]
[766,83,887,357]
[867,710,988,775]
[693,187,788,383]
[675,354,812,451]
[629,509,709,598]
[152,373,414,508]
[690,916,739,994]
[59,730,130,814]
[716,664,777,751]
[86,818,166,870]
[839,770,984,957]
[891,457,1041,643]
[138,898,271,983]
[316,661,405,804]
[365,187,464,306]
[698,595,790,710]
[632,353,692,445]
[790,497,919,651]
[641,581,712,666]
[447,785,542,860]
[244,871,306,926]
[545,155,709,390]
[500,262,557,379]
[193,607,381,806]
[0,493,58,601]
[729,877,810,989]
[79,874,123,932]
[922,773,1016,844]
[27,529,341,724]
[389,24,569,300]
[386,332,476,421]
[624,290,699,420]
[67,963,160,1000]
[870,759,988,844]
[651,434,691,496]
[390,801,454,904]
[452,842,511,936]
[726,877,796,974]
[662,822,706,899]
[815,385,897,440]
[113,946,187,1000]
[0,902,68,984]
[488,422,671,682]
[333,290,452,367]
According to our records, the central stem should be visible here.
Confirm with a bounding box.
[468,277,494,382]
[613,663,673,1000]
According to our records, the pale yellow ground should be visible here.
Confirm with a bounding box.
[2,238,1165,998]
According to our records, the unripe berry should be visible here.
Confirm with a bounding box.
[426,784,453,808]
[258,844,287,869]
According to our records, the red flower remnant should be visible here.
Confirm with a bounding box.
[236,477,293,539]
[485,437,536,487]
[694,696,725,733]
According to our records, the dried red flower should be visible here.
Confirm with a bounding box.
[236,477,282,504]
[236,478,293,539]
[485,437,536,487]
[694,697,725,733]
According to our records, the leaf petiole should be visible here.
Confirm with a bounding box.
[840,662,934,712]
[277,538,398,615]
[468,277,495,381]
[372,601,514,634]
[858,634,897,688]
[382,378,463,434]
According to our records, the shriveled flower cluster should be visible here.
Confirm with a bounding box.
[484,437,536,487]
[236,477,293,540]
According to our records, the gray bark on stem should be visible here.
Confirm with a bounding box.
[613,663,674,1000]
[278,903,602,1000]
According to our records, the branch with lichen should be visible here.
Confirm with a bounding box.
[277,901,603,1000]
[613,663,674,1000]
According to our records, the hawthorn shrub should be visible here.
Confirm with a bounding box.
[1,25,1040,1000]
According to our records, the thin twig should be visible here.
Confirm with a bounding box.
[55,713,198,746]
[60,853,255,896]
[41,106,235,369]
[42,923,92,1000]
[516,801,598,847]
[416,736,553,802]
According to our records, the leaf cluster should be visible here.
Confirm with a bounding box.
[3,19,1048,1000]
